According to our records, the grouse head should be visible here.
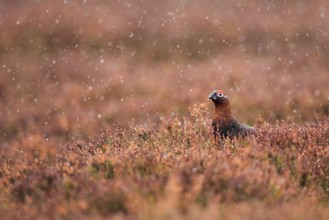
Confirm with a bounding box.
[208,90,229,106]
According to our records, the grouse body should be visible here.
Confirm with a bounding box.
[209,90,254,139]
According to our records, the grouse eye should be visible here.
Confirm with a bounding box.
[217,93,224,97]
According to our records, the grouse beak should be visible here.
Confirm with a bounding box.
[208,90,217,100]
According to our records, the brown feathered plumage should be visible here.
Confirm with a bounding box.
[209,90,254,139]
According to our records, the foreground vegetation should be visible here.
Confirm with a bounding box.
[0,107,328,219]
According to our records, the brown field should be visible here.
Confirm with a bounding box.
[0,0,329,219]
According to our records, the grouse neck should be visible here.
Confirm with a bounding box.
[214,100,234,120]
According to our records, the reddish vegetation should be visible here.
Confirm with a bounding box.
[0,0,329,219]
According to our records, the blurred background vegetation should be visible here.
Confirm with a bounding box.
[0,0,328,139]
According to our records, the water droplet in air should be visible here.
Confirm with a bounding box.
[314,90,320,96]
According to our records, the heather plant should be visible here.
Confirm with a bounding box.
[2,108,329,219]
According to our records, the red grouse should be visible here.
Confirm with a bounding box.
[209,90,254,139]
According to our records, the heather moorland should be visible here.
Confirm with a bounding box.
[0,1,328,219]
